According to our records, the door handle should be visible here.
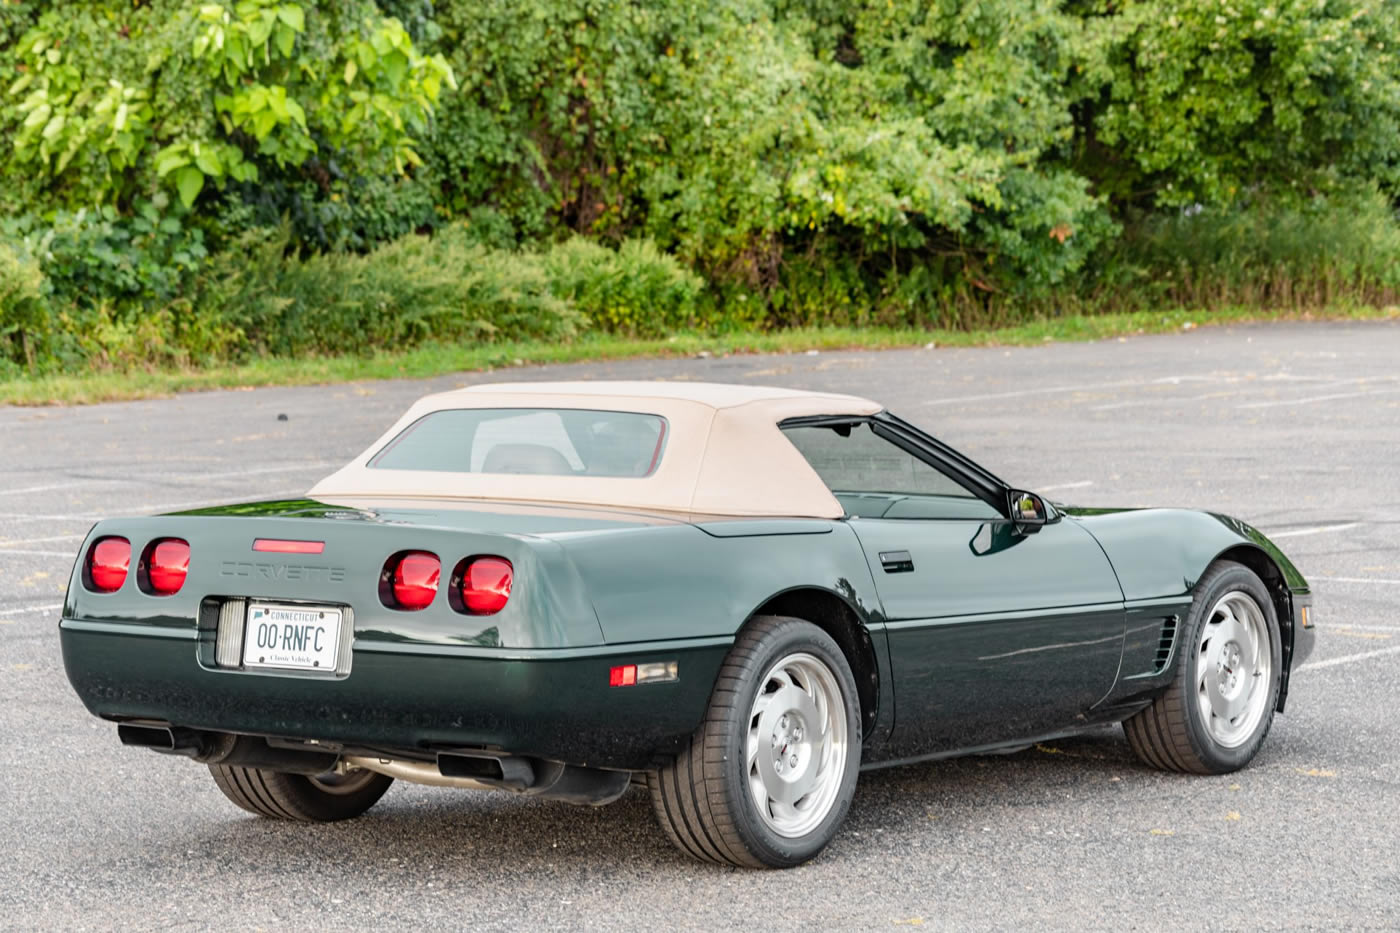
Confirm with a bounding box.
[879,550,914,573]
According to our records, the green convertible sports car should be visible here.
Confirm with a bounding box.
[60,381,1315,868]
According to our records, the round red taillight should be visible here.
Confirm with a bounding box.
[145,538,190,595]
[88,537,131,593]
[461,557,512,615]
[391,551,440,611]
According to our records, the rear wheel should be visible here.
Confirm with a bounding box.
[648,615,861,868]
[1124,561,1283,774]
[209,763,392,822]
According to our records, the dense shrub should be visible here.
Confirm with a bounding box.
[1084,188,1400,311]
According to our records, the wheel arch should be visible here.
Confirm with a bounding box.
[1208,543,1296,712]
[746,586,881,737]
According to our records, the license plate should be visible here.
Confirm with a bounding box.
[242,602,343,672]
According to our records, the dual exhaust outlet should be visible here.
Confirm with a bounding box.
[116,723,630,806]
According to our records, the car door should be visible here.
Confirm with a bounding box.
[781,418,1126,756]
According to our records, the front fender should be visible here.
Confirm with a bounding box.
[1065,508,1308,601]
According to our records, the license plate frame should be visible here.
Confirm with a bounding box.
[241,602,344,673]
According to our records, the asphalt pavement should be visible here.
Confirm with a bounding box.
[2,320,1398,931]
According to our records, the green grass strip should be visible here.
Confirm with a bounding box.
[3,305,1396,406]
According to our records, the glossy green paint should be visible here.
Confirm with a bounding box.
[60,485,1311,772]
[849,515,1126,754]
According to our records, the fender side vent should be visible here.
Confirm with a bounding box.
[1154,615,1179,672]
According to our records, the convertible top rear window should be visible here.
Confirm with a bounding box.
[369,408,668,478]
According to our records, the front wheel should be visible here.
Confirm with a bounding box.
[1124,560,1283,774]
[209,763,392,822]
[648,615,862,868]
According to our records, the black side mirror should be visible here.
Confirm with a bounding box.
[1008,490,1054,534]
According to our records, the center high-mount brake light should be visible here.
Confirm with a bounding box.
[144,538,191,595]
[387,551,440,611]
[88,537,131,593]
[252,538,325,554]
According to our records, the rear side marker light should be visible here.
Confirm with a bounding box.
[87,537,131,593]
[253,539,325,554]
[143,538,190,595]
[383,551,440,611]
[458,557,512,615]
[609,661,678,687]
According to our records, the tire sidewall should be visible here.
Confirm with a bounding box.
[1181,564,1283,772]
[723,619,862,867]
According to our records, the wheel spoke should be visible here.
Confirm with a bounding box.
[741,651,850,839]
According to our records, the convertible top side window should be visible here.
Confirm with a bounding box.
[780,419,1002,520]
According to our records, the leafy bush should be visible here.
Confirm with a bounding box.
[1086,188,1400,310]
[196,226,583,357]
[0,239,47,371]
[2,203,208,309]
[538,238,709,336]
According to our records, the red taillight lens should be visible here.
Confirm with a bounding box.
[391,552,440,611]
[145,538,190,595]
[88,537,131,592]
[461,557,512,615]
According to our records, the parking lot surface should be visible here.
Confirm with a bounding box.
[2,320,1397,931]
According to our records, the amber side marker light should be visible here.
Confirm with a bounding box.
[253,539,325,554]
[609,661,679,687]
[1301,605,1313,628]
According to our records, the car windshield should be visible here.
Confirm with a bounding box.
[369,408,669,478]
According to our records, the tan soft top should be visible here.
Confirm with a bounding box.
[309,381,882,519]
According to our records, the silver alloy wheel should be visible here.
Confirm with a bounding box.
[745,651,849,838]
[1195,590,1274,748]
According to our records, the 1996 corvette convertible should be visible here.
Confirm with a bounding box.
[60,381,1315,867]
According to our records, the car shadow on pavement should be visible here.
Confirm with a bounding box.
[128,725,1200,877]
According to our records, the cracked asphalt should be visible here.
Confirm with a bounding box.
[1,319,1398,931]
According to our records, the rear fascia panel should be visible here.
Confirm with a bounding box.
[63,513,605,650]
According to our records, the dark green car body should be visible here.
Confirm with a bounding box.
[59,411,1315,776]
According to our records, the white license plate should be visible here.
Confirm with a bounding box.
[242,603,343,672]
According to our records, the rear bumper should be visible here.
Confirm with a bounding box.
[60,619,727,771]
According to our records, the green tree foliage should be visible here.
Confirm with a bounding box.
[3,1,453,213]
[2,0,1399,375]
[1074,0,1400,208]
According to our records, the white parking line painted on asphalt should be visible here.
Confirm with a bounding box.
[922,375,1244,406]
[0,548,76,558]
[1314,575,1400,586]
[1267,522,1362,539]
[0,482,88,496]
[1236,387,1400,410]
[0,534,84,547]
[0,461,337,498]
[1038,480,1094,492]
[1295,644,1400,673]
[0,603,62,617]
[0,489,308,523]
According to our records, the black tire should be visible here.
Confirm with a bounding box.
[648,615,862,868]
[1124,560,1283,774]
[209,764,392,822]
